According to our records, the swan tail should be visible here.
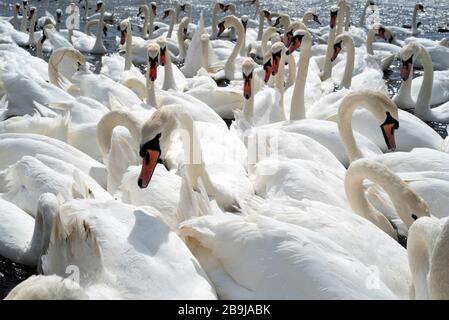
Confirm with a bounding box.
[42,208,104,286]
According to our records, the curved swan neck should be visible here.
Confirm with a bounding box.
[261,27,277,57]
[338,91,399,163]
[284,53,297,89]
[290,33,312,120]
[346,159,423,239]
[224,16,245,80]
[96,111,142,158]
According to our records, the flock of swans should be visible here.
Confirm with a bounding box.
[0,0,449,300]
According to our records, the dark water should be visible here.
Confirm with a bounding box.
[0,0,448,298]
[0,256,35,299]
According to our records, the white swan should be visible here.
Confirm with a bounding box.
[395,42,449,122]
[179,212,398,299]
[408,216,449,299]
[0,193,57,270]
[0,155,112,216]
[387,3,425,36]
[89,1,107,54]
[5,275,88,300]
[40,198,217,299]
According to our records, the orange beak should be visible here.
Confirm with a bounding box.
[243,74,252,99]
[138,149,160,188]
[331,43,342,62]
[286,38,301,55]
[148,58,158,81]
[380,112,399,151]
[271,52,281,76]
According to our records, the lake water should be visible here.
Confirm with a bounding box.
[0,0,448,299]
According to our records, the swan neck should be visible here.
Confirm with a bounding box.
[211,6,219,38]
[275,53,286,121]
[257,12,264,41]
[341,37,354,89]
[201,39,209,69]
[322,26,336,80]
[428,221,449,299]
[148,9,155,38]
[96,111,142,158]
[163,54,177,91]
[146,77,157,107]
[225,19,245,80]
[345,160,410,239]
[124,27,133,70]
[414,47,434,117]
[261,28,276,56]
[177,24,187,59]
[290,36,311,120]
[360,2,369,27]
[366,29,375,55]
[168,13,175,38]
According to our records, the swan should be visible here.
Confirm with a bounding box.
[81,0,114,23]
[0,193,57,270]
[5,275,88,300]
[36,24,73,58]
[179,212,398,299]
[366,25,398,72]
[359,0,376,27]
[0,155,112,216]
[20,0,29,33]
[137,3,156,39]
[387,3,425,36]
[408,216,449,299]
[395,42,449,122]
[40,197,217,299]
[103,105,252,211]
[0,133,107,189]
[321,6,339,81]
[89,1,107,54]
[401,37,449,71]
[211,15,246,81]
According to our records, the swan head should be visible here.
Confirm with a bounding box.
[56,9,62,22]
[15,3,20,13]
[286,29,311,55]
[217,15,241,37]
[179,16,190,38]
[262,51,273,83]
[138,106,182,189]
[40,24,54,44]
[331,32,353,62]
[178,3,191,12]
[270,42,285,76]
[95,1,105,14]
[303,10,321,25]
[147,42,160,81]
[22,0,28,9]
[242,58,255,100]
[416,3,425,13]
[329,6,339,29]
[261,9,272,23]
[273,14,289,28]
[241,15,249,32]
[398,42,420,82]
[156,38,167,66]
[377,26,394,43]
[118,19,130,45]
[28,6,36,20]
[162,8,174,20]
[150,2,157,15]
[284,21,307,47]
